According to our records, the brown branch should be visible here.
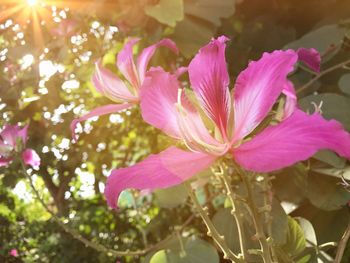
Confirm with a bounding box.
[297,58,350,94]
[334,217,350,263]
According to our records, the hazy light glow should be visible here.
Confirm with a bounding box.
[27,0,38,7]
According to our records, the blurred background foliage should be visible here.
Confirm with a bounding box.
[1,0,350,262]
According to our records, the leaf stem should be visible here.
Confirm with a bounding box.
[297,58,350,94]
[186,183,244,263]
[334,216,350,263]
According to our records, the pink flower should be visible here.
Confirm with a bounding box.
[0,124,40,169]
[71,38,179,141]
[50,19,78,37]
[104,36,350,209]
[9,249,18,257]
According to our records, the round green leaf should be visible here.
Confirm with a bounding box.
[149,237,219,263]
[285,24,345,61]
[145,0,184,27]
[184,0,235,26]
[307,173,350,211]
[154,184,188,208]
[339,74,350,95]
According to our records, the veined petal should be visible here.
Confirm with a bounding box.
[92,62,137,102]
[71,103,133,141]
[188,36,231,137]
[140,67,184,138]
[140,67,221,152]
[137,38,179,83]
[104,146,217,208]
[22,149,41,169]
[233,50,298,142]
[117,38,140,89]
[297,48,321,72]
[233,110,350,172]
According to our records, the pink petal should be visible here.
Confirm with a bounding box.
[0,157,12,167]
[282,81,297,120]
[71,104,133,141]
[233,50,298,142]
[117,38,141,89]
[233,110,350,172]
[92,62,137,102]
[137,38,179,83]
[0,124,28,148]
[297,48,321,73]
[9,249,18,257]
[141,67,220,150]
[104,146,216,208]
[22,149,41,169]
[188,36,231,137]
[140,67,183,138]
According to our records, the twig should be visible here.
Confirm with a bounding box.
[185,183,244,263]
[297,58,350,94]
[334,217,350,263]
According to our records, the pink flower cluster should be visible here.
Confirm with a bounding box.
[0,124,40,169]
[70,36,350,209]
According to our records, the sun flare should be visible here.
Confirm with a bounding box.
[27,0,38,7]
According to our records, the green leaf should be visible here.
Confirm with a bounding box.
[172,16,215,57]
[154,184,188,208]
[145,0,184,27]
[313,150,346,169]
[212,208,240,253]
[299,93,350,131]
[297,217,317,247]
[339,74,350,95]
[117,190,134,208]
[312,166,350,180]
[285,24,345,62]
[149,237,219,263]
[282,216,306,257]
[271,199,288,246]
[306,172,350,211]
[274,164,308,206]
[184,0,236,26]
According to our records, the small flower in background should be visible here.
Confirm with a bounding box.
[70,37,179,141]
[9,248,18,257]
[50,19,78,37]
[104,36,350,209]
[0,124,40,169]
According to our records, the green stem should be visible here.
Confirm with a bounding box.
[221,172,248,260]
[186,183,244,263]
[262,174,278,262]
[239,170,273,263]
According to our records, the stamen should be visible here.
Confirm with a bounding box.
[311,101,323,114]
